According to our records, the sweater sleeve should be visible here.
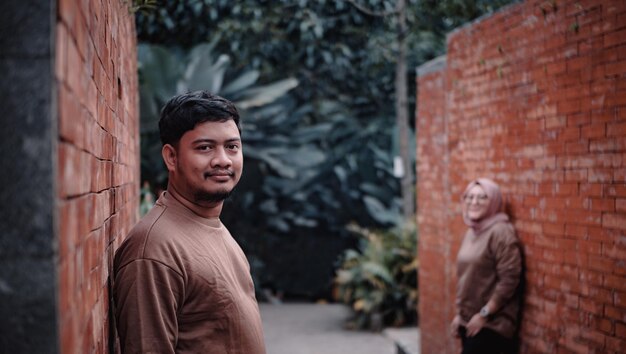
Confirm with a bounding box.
[489,225,522,311]
[114,259,185,354]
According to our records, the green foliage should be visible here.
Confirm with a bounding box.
[335,223,418,330]
[136,1,515,125]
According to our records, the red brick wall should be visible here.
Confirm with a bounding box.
[416,0,626,353]
[55,0,139,353]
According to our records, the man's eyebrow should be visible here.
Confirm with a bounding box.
[192,138,241,144]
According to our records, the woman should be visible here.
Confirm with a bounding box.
[450,178,523,354]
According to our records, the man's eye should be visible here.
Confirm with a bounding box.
[197,145,212,151]
[226,144,240,151]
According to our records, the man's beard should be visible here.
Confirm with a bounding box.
[184,167,236,203]
[193,189,232,203]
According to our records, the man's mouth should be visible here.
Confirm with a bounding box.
[204,170,234,179]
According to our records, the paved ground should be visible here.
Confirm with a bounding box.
[260,303,419,354]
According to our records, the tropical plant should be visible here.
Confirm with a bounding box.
[135,0,516,121]
[335,223,418,330]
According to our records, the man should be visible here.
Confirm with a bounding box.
[114,91,266,354]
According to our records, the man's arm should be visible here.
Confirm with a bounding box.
[114,259,184,354]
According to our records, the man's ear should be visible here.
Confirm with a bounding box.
[162,144,177,172]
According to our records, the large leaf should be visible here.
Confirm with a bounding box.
[361,261,393,285]
[237,78,299,109]
[362,196,399,225]
[138,44,181,103]
[221,70,260,96]
[184,47,230,93]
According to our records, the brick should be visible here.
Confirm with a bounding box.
[602,213,626,230]
[605,274,626,292]
[558,126,581,141]
[588,254,616,272]
[579,240,602,255]
[579,328,606,347]
[565,224,588,237]
[591,108,617,123]
[592,316,613,335]
[590,138,620,152]
[607,122,626,137]
[605,28,626,47]
[565,169,588,182]
[566,141,589,154]
[588,168,614,182]
[605,59,626,76]
[558,99,582,115]
[581,124,606,138]
[604,184,626,197]
[615,291,626,308]
[567,57,592,73]
[546,115,567,129]
[617,322,626,339]
[617,198,626,212]
[605,304,626,322]
[605,336,626,352]
[588,197,615,211]
[618,44,626,60]
[58,87,84,146]
[543,222,564,235]
[567,113,591,126]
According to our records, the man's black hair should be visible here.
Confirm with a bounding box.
[159,90,241,146]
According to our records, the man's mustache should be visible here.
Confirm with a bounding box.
[204,169,235,178]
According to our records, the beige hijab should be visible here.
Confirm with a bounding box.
[462,178,509,234]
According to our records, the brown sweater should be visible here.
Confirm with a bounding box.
[456,221,522,338]
[113,192,266,354]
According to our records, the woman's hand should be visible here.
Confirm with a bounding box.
[465,313,487,337]
[450,315,463,338]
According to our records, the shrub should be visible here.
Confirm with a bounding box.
[335,223,418,331]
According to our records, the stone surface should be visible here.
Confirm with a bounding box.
[0,0,57,352]
[261,303,398,354]
[384,327,420,354]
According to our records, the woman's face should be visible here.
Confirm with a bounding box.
[463,184,490,221]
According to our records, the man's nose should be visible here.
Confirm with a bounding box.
[211,147,232,167]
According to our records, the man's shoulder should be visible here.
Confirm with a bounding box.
[114,205,183,269]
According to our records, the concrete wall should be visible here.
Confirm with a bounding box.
[0,0,139,352]
[0,0,58,352]
[416,0,626,353]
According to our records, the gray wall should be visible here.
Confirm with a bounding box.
[0,0,58,352]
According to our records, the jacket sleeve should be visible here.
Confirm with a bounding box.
[489,224,522,312]
[114,259,185,354]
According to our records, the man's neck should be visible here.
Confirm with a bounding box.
[166,184,224,219]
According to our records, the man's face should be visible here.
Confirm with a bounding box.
[167,120,243,204]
